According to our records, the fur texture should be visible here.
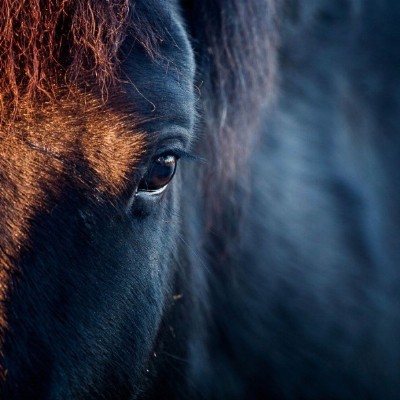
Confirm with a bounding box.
[1,0,400,399]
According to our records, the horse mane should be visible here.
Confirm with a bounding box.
[183,0,279,248]
[0,0,163,118]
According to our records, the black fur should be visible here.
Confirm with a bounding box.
[2,0,400,399]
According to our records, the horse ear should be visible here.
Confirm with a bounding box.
[179,0,279,224]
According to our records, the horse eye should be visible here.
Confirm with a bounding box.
[138,154,178,193]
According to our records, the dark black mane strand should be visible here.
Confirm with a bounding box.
[182,0,279,234]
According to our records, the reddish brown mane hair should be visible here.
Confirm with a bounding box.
[0,0,162,117]
[0,0,129,113]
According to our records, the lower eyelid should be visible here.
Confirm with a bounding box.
[136,185,169,197]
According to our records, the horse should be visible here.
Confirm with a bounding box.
[0,0,400,399]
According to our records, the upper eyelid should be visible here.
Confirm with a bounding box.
[149,137,200,162]
[155,147,200,162]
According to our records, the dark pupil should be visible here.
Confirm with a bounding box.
[139,155,177,191]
